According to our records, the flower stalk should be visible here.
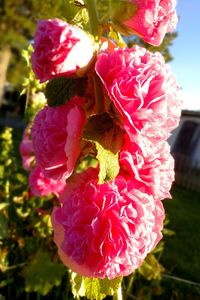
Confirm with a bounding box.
[84,0,105,113]
[27,0,181,296]
[113,284,123,300]
[84,0,100,41]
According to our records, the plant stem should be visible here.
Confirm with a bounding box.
[37,293,41,300]
[84,0,99,40]
[126,273,135,297]
[113,284,123,300]
[84,0,105,113]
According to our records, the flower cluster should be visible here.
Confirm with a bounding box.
[25,0,181,280]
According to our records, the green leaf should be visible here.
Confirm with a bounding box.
[16,173,27,184]
[0,214,9,240]
[108,0,137,23]
[24,251,66,296]
[96,0,136,35]
[84,278,102,300]
[0,165,4,179]
[83,113,124,183]
[71,273,122,300]
[34,214,52,238]
[108,27,126,48]
[71,7,89,28]
[71,272,85,298]
[0,203,9,211]
[138,254,164,281]
[96,142,119,184]
[97,277,122,297]
[0,214,9,239]
[83,112,124,154]
[162,228,175,236]
[45,76,87,106]
[152,241,164,254]
[0,279,13,289]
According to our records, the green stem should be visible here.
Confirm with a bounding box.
[37,293,41,300]
[25,85,30,113]
[113,285,123,300]
[85,0,105,113]
[126,273,135,297]
[84,0,99,40]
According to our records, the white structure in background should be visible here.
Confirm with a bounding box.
[168,110,200,191]
[169,110,200,165]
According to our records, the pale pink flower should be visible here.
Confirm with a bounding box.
[123,0,178,46]
[119,134,174,200]
[96,46,181,142]
[31,18,94,83]
[51,168,164,279]
[29,165,66,197]
[19,127,35,171]
[31,97,85,181]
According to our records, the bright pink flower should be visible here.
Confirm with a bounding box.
[96,46,181,141]
[19,127,35,171]
[31,18,94,83]
[31,97,85,181]
[123,0,178,46]
[51,168,164,279]
[29,165,66,197]
[119,134,174,200]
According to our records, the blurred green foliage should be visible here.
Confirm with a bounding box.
[0,126,72,299]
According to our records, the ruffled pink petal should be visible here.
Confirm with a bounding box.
[123,0,178,46]
[31,18,94,82]
[29,165,66,197]
[51,168,164,279]
[31,97,86,181]
[95,46,181,142]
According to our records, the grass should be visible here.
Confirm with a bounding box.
[160,185,200,298]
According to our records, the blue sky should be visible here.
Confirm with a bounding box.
[169,0,200,111]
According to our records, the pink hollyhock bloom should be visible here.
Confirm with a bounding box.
[96,46,181,141]
[29,165,65,197]
[119,134,174,200]
[19,127,35,171]
[123,0,178,46]
[31,18,94,83]
[51,168,164,279]
[31,97,85,181]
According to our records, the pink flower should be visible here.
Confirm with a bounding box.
[29,165,66,197]
[96,46,181,141]
[51,168,164,279]
[31,97,86,181]
[123,0,178,46]
[119,134,174,200]
[19,127,35,171]
[31,18,94,83]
